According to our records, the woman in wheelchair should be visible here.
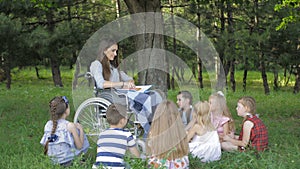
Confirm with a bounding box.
[89,38,163,138]
[90,38,135,91]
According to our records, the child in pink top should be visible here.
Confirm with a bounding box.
[209,91,235,149]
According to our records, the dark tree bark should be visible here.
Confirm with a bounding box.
[293,66,300,94]
[124,0,168,94]
[195,1,203,89]
[197,59,203,89]
[230,60,236,92]
[260,54,270,95]
[51,58,63,87]
[227,1,235,92]
[35,66,40,79]
[169,0,176,90]
[273,68,279,91]
[216,0,227,90]
[47,8,63,87]
[243,57,248,92]
[4,62,11,89]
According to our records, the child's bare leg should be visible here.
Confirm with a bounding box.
[221,141,237,152]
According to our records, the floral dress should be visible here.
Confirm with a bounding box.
[148,155,189,169]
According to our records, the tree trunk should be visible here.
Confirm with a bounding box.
[230,60,236,92]
[4,62,11,90]
[260,54,270,95]
[273,68,279,91]
[51,58,63,87]
[293,65,300,94]
[169,0,176,90]
[197,59,203,89]
[285,65,293,86]
[243,57,248,92]
[196,4,203,89]
[47,8,63,87]
[216,0,226,90]
[35,66,40,79]
[227,1,235,92]
[124,0,168,94]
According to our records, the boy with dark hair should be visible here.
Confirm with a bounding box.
[93,104,140,169]
[177,91,194,128]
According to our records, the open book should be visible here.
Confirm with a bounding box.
[116,85,152,93]
[134,85,152,92]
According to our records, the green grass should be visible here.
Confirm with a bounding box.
[0,66,299,169]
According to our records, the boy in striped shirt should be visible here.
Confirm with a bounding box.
[93,104,140,169]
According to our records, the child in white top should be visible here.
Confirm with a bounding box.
[40,96,89,166]
[187,101,221,162]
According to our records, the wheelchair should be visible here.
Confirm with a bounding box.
[73,72,146,153]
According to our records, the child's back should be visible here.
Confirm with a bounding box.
[41,119,89,164]
[93,104,139,169]
[40,96,89,166]
[93,128,136,168]
[187,101,221,162]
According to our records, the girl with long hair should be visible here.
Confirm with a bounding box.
[209,91,235,149]
[187,101,221,162]
[147,100,189,169]
[40,96,89,166]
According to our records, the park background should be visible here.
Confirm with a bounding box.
[0,0,299,168]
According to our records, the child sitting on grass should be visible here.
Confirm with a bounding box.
[93,103,140,169]
[222,96,268,152]
[147,100,189,169]
[209,91,235,149]
[187,101,221,162]
[40,96,90,167]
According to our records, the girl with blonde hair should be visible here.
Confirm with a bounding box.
[187,101,221,162]
[147,100,189,168]
[209,91,235,149]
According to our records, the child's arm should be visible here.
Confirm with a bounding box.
[67,122,84,149]
[223,120,253,147]
[185,118,196,131]
[222,121,230,135]
[129,146,140,158]
[187,124,204,142]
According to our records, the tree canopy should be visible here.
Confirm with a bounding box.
[1,0,299,94]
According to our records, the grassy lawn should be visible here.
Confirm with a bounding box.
[0,67,299,169]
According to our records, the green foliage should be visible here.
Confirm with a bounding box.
[274,0,300,30]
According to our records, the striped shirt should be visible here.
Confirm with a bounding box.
[93,128,136,169]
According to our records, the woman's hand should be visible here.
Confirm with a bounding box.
[124,81,135,89]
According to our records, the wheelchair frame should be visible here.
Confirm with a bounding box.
[73,72,146,153]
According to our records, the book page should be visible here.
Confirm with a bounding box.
[116,85,152,93]
[134,85,152,92]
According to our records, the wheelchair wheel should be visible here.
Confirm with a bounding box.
[74,97,111,142]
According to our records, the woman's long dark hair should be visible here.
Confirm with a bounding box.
[96,38,119,80]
